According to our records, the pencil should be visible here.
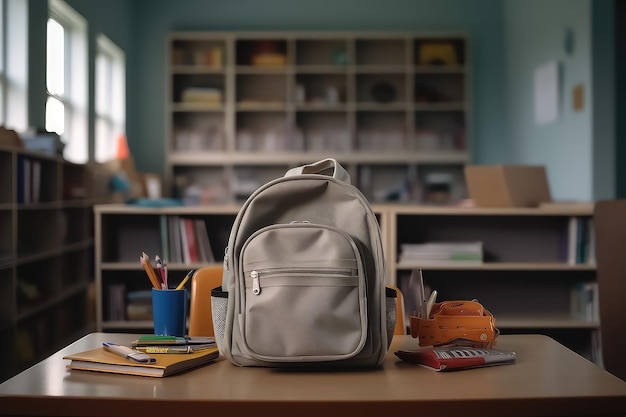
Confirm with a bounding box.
[141,252,162,290]
[155,255,166,289]
[175,270,194,290]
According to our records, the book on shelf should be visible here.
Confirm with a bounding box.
[566,216,595,265]
[184,218,199,263]
[107,284,127,321]
[64,346,219,377]
[395,346,516,371]
[168,215,183,263]
[570,281,599,322]
[398,242,483,265]
[125,290,152,321]
[160,215,169,263]
[194,218,215,263]
[179,217,191,264]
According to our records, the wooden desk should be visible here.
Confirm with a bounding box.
[1,333,625,417]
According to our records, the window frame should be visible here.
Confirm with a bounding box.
[0,0,28,131]
[47,0,88,163]
[95,33,125,163]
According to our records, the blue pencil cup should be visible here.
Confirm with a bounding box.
[152,288,187,337]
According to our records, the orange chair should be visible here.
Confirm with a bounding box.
[188,266,223,337]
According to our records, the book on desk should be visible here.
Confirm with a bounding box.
[63,346,219,377]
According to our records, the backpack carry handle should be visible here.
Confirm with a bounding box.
[285,158,351,184]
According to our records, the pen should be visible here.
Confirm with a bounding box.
[175,269,194,290]
[103,342,157,364]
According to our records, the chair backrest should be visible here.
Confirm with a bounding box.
[593,200,626,380]
[188,266,223,337]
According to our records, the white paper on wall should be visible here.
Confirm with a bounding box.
[534,61,560,125]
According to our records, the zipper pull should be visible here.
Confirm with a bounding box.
[251,270,260,295]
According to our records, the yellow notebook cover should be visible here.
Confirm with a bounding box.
[64,346,219,377]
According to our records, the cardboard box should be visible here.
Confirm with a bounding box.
[464,165,552,208]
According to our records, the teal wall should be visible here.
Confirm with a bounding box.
[504,0,597,201]
[502,0,616,201]
[127,0,507,176]
[27,0,617,201]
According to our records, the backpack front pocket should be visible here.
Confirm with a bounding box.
[239,223,367,362]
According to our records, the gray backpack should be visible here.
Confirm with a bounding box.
[211,158,395,367]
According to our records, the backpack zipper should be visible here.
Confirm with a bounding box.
[249,267,356,296]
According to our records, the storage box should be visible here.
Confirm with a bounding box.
[464,165,552,208]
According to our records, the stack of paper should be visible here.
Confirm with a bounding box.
[398,242,483,266]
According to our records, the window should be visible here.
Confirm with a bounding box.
[0,0,5,126]
[95,34,125,163]
[47,0,87,163]
[0,0,28,131]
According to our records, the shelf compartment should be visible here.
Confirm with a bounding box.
[0,326,16,382]
[17,156,59,204]
[358,164,411,204]
[17,210,63,256]
[356,111,407,152]
[236,39,288,67]
[414,73,465,103]
[232,165,289,201]
[62,207,91,245]
[236,73,288,105]
[414,38,466,66]
[172,166,231,204]
[100,214,160,263]
[171,38,226,67]
[356,73,407,105]
[417,164,467,205]
[235,112,291,152]
[397,269,595,326]
[0,150,12,204]
[172,73,225,105]
[414,110,466,151]
[172,111,225,152]
[16,257,61,317]
[395,214,579,264]
[295,73,347,105]
[102,270,148,322]
[62,163,88,200]
[0,210,13,262]
[355,38,407,66]
[61,246,92,289]
[296,38,349,66]
[0,268,15,328]
[296,111,350,152]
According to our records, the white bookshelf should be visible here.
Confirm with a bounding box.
[166,31,471,205]
[93,202,599,362]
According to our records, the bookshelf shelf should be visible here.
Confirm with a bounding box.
[0,143,95,383]
[396,262,597,271]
